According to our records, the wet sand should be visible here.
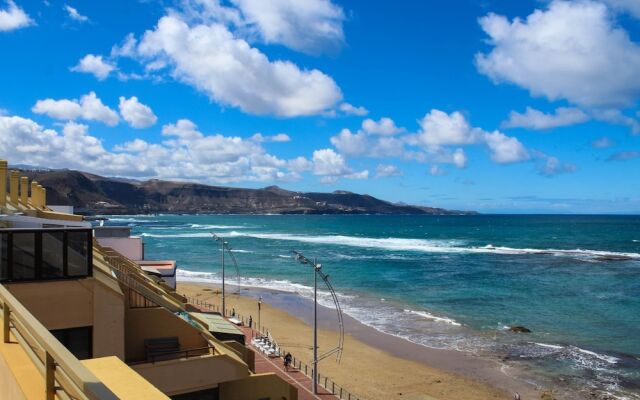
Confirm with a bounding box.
[178,282,546,400]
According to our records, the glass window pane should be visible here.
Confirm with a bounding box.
[67,231,89,277]
[1,233,8,281]
[42,231,64,278]
[13,232,36,280]
[51,327,92,360]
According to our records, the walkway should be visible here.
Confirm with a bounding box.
[242,326,339,400]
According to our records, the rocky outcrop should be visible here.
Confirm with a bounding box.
[508,326,532,333]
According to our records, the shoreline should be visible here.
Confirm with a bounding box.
[177,281,550,400]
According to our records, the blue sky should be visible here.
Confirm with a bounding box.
[0,0,639,213]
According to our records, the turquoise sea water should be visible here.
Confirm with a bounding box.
[105,214,640,398]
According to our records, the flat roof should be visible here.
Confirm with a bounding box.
[137,260,176,275]
[190,312,244,336]
[83,356,170,399]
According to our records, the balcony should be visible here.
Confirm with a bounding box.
[0,228,92,283]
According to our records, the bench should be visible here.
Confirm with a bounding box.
[144,337,180,362]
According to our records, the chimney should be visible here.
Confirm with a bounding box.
[0,160,6,207]
[20,176,29,206]
[9,171,19,206]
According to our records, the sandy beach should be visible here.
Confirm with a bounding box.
[178,282,547,400]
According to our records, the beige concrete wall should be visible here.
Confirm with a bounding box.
[6,278,126,360]
[133,354,249,396]
[6,280,94,330]
[219,373,298,400]
[223,340,255,372]
[96,237,143,261]
[93,280,125,359]
[124,307,209,362]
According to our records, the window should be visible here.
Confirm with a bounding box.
[12,232,36,280]
[0,233,8,281]
[0,229,92,282]
[51,326,93,360]
[42,231,64,278]
[67,231,90,277]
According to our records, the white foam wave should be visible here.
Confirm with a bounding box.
[532,342,564,350]
[141,233,211,238]
[577,347,620,365]
[225,232,640,260]
[404,309,462,326]
[190,224,247,229]
[105,217,156,223]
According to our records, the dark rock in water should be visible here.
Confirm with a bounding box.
[508,326,532,333]
[595,255,633,261]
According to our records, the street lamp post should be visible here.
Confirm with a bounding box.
[291,251,344,396]
[312,259,319,394]
[211,233,230,317]
[221,239,225,317]
[258,297,262,332]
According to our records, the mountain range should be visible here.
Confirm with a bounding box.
[19,168,475,215]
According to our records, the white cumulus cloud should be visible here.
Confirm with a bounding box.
[484,131,530,163]
[32,92,119,126]
[0,115,311,183]
[230,0,345,55]
[64,4,88,22]
[71,54,116,80]
[132,15,342,117]
[476,0,640,108]
[375,164,402,178]
[118,96,157,128]
[250,133,291,142]
[0,0,33,31]
[362,117,404,135]
[338,102,369,116]
[414,110,481,146]
[503,107,589,130]
[312,148,368,183]
[601,0,640,18]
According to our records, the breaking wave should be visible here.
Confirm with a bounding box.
[225,232,640,261]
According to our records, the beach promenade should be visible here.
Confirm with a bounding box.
[242,325,340,400]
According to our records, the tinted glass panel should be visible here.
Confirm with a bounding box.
[51,327,92,360]
[42,231,64,278]
[67,231,89,276]
[0,233,8,280]
[12,232,35,280]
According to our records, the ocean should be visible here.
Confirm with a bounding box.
[104,214,640,398]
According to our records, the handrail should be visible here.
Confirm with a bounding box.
[0,284,118,400]
[148,344,216,363]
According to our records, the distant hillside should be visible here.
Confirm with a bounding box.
[21,169,476,215]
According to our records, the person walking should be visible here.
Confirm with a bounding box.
[284,352,292,371]
[248,315,253,328]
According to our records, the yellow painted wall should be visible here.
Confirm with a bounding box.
[6,280,94,329]
[133,354,249,396]
[6,278,126,359]
[0,350,28,400]
[93,280,125,359]
[223,340,255,372]
[124,307,209,362]
[0,332,43,400]
[83,356,170,400]
[219,373,298,400]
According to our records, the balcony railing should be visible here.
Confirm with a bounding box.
[0,228,92,283]
[0,284,117,400]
